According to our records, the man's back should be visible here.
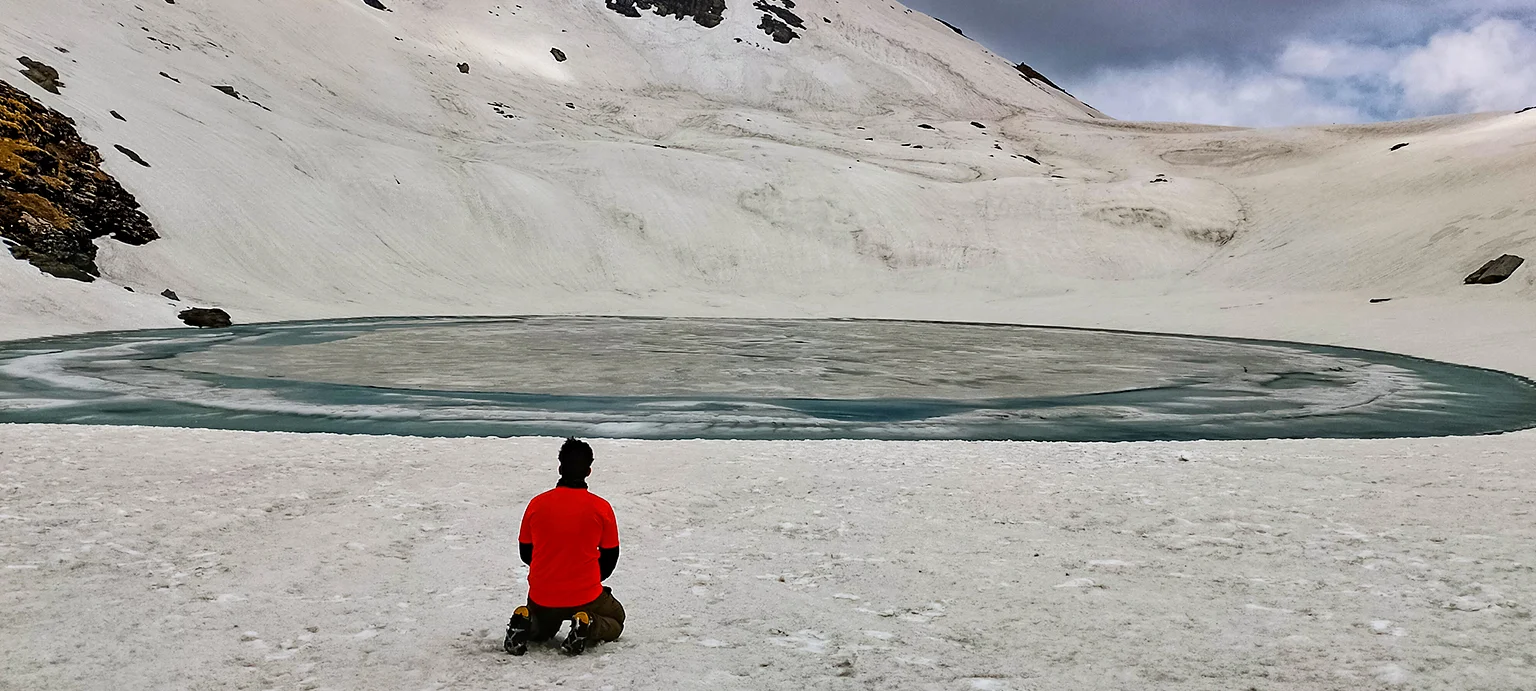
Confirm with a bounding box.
[519,486,619,608]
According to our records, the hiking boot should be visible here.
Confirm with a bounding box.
[504,606,532,656]
[561,611,592,656]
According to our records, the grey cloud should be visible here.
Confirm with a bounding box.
[898,0,1536,125]
[900,0,1536,82]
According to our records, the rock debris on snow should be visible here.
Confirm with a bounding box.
[113,144,151,167]
[16,57,64,93]
[1464,254,1524,285]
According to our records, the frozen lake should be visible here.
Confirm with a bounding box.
[1,316,1533,440]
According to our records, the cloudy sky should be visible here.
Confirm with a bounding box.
[901,0,1536,126]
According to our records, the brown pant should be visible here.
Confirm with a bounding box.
[527,587,625,643]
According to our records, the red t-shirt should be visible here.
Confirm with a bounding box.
[518,487,620,607]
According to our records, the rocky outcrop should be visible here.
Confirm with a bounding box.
[1464,255,1525,285]
[551,48,567,62]
[606,0,727,28]
[179,308,232,328]
[1,78,158,282]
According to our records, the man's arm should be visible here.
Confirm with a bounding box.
[599,546,619,580]
[519,542,533,566]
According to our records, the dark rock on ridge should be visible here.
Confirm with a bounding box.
[1,78,158,281]
[936,18,964,36]
[606,0,727,28]
[1390,142,1410,151]
[161,288,179,301]
[16,57,63,94]
[1519,106,1535,114]
[179,307,232,328]
[1014,62,1075,98]
[1464,255,1525,285]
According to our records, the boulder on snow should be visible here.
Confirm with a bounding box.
[179,308,232,328]
[363,0,390,11]
[457,62,470,74]
[1464,255,1525,285]
[161,289,180,301]
[1390,142,1410,151]
[17,57,64,94]
[550,48,567,62]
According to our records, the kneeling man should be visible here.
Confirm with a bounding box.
[505,438,625,656]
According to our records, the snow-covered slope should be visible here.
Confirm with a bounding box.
[0,0,1533,338]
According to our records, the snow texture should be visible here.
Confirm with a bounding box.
[2,426,1535,689]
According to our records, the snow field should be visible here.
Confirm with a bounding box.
[2,425,1533,689]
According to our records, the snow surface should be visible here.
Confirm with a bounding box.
[2,0,1536,688]
[2,426,1535,689]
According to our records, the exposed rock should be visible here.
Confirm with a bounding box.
[606,0,727,28]
[917,124,935,130]
[755,1,804,28]
[551,48,567,62]
[363,0,390,11]
[159,72,180,83]
[179,307,232,328]
[114,144,151,167]
[1464,254,1525,285]
[1014,62,1075,98]
[970,121,985,128]
[1519,106,1535,114]
[213,85,242,99]
[936,18,964,35]
[123,285,133,292]
[1370,298,1392,304]
[457,62,470,74]
[162,289,180,301]
[110,110,126,122]
[1022,155,1040,165]
[754,0,804,42]
[16,57,63,94]
[1390,142,1410,151]
[1,78,158,282]
[1151,174,1170,184]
